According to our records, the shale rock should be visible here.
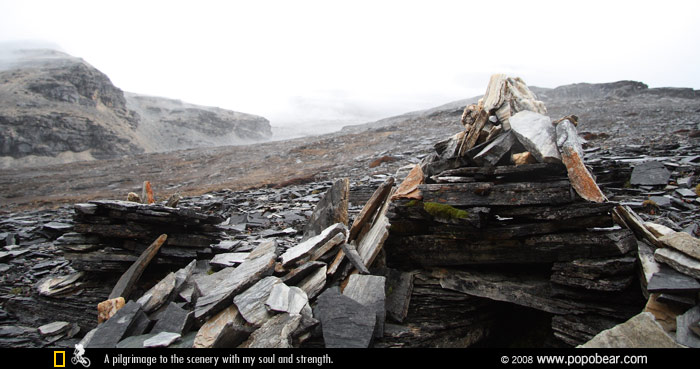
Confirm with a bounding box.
[314,288,376,348]
[579,312,682,348]
[630,161,671,186]
[509,111,561,163]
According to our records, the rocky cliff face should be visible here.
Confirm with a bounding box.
[0,49,144,165]
[0,49,271,168]
[125,93,271,153]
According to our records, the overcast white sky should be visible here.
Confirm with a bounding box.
[1,0,700,129]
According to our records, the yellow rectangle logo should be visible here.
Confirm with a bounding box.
[54,351,66,367]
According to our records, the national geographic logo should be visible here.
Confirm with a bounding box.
[54,351,66,367]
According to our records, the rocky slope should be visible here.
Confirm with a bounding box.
[0,48,271,168]
[125,93,271,153]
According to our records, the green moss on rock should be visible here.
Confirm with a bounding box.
[405,200,422,207]
[423,202,469,219]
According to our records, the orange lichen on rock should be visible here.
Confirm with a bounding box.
[391,164,424,200]
[556,118,607,203]
[97,297,125,323]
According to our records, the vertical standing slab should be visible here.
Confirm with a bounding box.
[356,192,393,268]
[340,243,370,274]
[303,178,349,240]
[349,176,395,242]
[384,268,414,323]
[141,181,156,204]
[556,118,606,202]
[296,265,327,300]
[637,240,661,298]
[314,288,376,348]
[391,165,423,201]
[151,302,193,335]
[136,272,177,313]
[480,74,547,130]
[342,275,386,338]
[471,131,516,167]
[109,234,167,300]
[462,107,489,151]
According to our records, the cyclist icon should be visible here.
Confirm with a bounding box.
[71,344,91,368]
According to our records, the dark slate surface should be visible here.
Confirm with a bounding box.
[86,301,144,348]
[314,287,375,348]
[630,161,671,186]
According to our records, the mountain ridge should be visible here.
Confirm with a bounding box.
[0,48,271,168]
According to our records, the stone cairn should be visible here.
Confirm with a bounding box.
[380,74,647,346]
[58,183,224,273]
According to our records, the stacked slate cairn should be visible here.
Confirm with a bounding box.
[59,199,225,272]
[381,74,647,347]
[55,182,222,272]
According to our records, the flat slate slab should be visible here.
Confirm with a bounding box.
[579,312,682,348]
[659,232,700,260]
[655,247,700,280]
[116,333,158,348]
[676,305,700,348]
[314,288,376,348]
[38,321,70,336]
[647,266,700,294]
[266,283,308,315]
[143,332,181,348]
[233,276,282,327]
[87,301,144,348]
[239,313,301,348]
[280,223,346,267]
[193,305,250,348]
[342,274,386,338]
[151,302,193,335]
[209,253,250,268]
[194,240,277,321]
[137,272,176,313]
[630,161,671,186]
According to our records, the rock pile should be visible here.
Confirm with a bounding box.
[626,223,700,348]
[76,176,395,348]
[381,74,647,346]
[61,199,225,272]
